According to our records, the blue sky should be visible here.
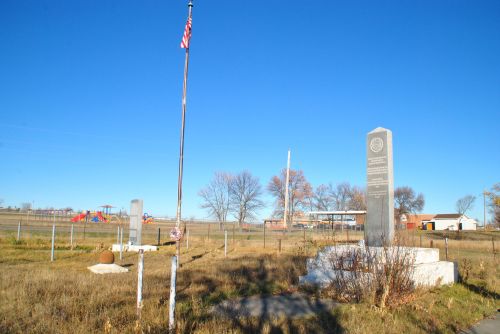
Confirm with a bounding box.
[0,0,499,223]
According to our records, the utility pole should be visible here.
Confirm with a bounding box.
[284,149,291,230]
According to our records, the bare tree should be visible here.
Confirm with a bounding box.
[313,184,334,211]
[456,195,475,216]
[486,183,500,228]
[268,169,312,224]
[229,171,264,227]
[394,186,425,225]
[0,198,4,208]
[198,172,233,230]
[20,202,32,212]
[329,182,352,211]
[348,186,367,211]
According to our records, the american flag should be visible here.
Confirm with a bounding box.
[180,17,192,49]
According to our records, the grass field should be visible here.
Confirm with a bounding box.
[0,217,498,333]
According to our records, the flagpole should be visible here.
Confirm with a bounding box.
[170,1,193,332]
[175,0,193,256]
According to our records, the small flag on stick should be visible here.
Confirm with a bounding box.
[180,17,192,48]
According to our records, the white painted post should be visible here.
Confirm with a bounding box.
[70,224,74,249]
[119,226,123,260]
[117,226,120,244]
[445,237,449,260]
[137,249,144,317]
[168,256,178,332]
[51,224,55,261]
[17,221,21,241]
[224,230,227,257]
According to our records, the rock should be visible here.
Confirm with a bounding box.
[99,250,114,264]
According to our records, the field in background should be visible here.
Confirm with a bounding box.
[0,213,498,333]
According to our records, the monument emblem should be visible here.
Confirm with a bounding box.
[369,137,384,153]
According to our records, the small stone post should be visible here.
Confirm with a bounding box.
[51,223,55,262]
[137,249,144,318]
[168,256,178,333]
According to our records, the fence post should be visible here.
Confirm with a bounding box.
[51,224,56,262]
[232,223,235,245]
[117,226,120,244]
[263,222,266,249]
[492,237,496,258]
[419,234,422,248]
[17,221,21,241]
[224,230,227,257]
[168,256,178,333]
[430,240,434,248]
[137,249,144,318]
[208,224,211,242]
[445,237,449,260]
[157,228,161,246]
[119,226,123,261]
[186,230,189,250]
[278,239,282,253]
[70,224,74,249]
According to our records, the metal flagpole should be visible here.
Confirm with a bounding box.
[170,1,193,332]
[284,149,291,230]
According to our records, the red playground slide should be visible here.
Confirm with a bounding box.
[96,211,108,223]
[71,213,87,222]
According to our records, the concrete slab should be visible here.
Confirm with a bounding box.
[87,263,129,274]
[459,312,499,334]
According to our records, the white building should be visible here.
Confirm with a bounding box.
[423,214,477,231]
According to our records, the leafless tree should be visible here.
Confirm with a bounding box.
[229,171,264,227]
[486,183,500,227]
[268,169,312,224]
[0,198,4,208]
[199,172,233,230]
[20,202,32,212]
[456,195,475,216]
[394,186,425,225]
[329,182,351,211]
[313,184,334,211]
[348,186,367,211]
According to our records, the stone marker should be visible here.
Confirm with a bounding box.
[129,199,143,246]
[366,127,394,246]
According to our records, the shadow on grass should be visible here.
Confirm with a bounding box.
[170,254,344,333]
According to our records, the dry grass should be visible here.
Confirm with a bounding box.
[0,224,499,333]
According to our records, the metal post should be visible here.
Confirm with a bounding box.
[51,224,55,262]
[70,224,74,249]
[419,234,422,248]
[157,227,161,246]
[445,237,449,260]
[168,256,178,333]
[430,240,434,248]
[137,249,144,318]
[263,222,266,248]
[492,237,496,258]
[119,226,123,261]
[17,221,21,241]
[284,149,291,230]
[224,230,227,257]
[278,239,282,253]
[117,226,120,244]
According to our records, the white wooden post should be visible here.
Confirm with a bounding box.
[17,221,21,241]
[168,256,178,332]
[137,249,144,317]
[51,224,55,261]
[224,230,227,257]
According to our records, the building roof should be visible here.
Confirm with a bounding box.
[433,214,463,219]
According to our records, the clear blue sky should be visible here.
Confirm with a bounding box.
[1,0,499,223]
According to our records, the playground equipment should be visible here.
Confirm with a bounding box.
[71,211,109,223]
[143,213,154,224]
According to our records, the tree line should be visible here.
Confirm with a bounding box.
[198,169,429,227]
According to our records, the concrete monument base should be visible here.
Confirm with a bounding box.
[87,263,129,274]
[111,244,159,252]
[299,244,457,288]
